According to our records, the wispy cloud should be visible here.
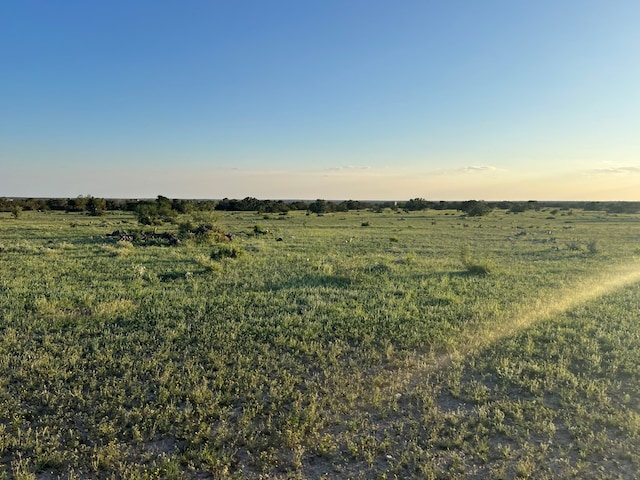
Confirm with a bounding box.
[457,165,498,173]
[587,166,640,175]
[325,165,372,172]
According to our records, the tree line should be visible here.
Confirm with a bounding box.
[2,195,639,219]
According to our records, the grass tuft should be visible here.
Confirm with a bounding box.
[460,246,493,275]
[210,243,244,260]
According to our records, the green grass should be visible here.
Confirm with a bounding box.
[0,208,639,478]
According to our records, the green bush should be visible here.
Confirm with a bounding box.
[253,224,269,235]
[10,205,22,219]
[179,221,230,244]
[210,244,243,260]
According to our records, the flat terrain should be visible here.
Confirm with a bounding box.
[1,208,639,479]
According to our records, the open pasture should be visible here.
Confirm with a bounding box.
[1,207,639,479]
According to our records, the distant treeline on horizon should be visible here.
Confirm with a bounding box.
[2,196,640,222]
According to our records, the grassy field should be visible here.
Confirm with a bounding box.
[1,207,639,479]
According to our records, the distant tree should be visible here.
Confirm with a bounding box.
[606,202,640,214]
[47,198,68,211]
[460,200,492,217]
[508,202,527,213]
[308,199,328,214]
[403,198,434,211]
[258,200,290,214]
[492,201,512,210]
[156,195,173,214]
[10,205,22,219]
[14,198,46,211]
[86,196,106,216]
[106,199,127,211]
[136,202,157,225]
[0,198,11,212]
[527,200,539,211]
[66,196,88,212]
[214,198,231,211]
[289,201,309,211]
[215,197,262,212]
[333,202,349,213]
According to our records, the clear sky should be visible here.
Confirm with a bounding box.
[1,1,639,200]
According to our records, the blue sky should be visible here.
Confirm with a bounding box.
[1,1,639,200]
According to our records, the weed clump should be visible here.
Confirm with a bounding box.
[566,240,582,251]
[465,263,492,275]
[179,221,231,244]
[102,240,135,257]
[366,262,392,274]
[253,224,269,235]
[210,244,243,260]
[565,239,601,255]
[194,254,222,273]
[460,246,493,275]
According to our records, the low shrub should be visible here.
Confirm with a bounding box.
[179,221,231,244]
[253,224,269,235]
[193,254,222,273]
[566,240,582,251]
[102,240,135,257]
[11,205,22,219]
[460,246,493,275]
[210,244,243,260]
[465,263,492,275]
